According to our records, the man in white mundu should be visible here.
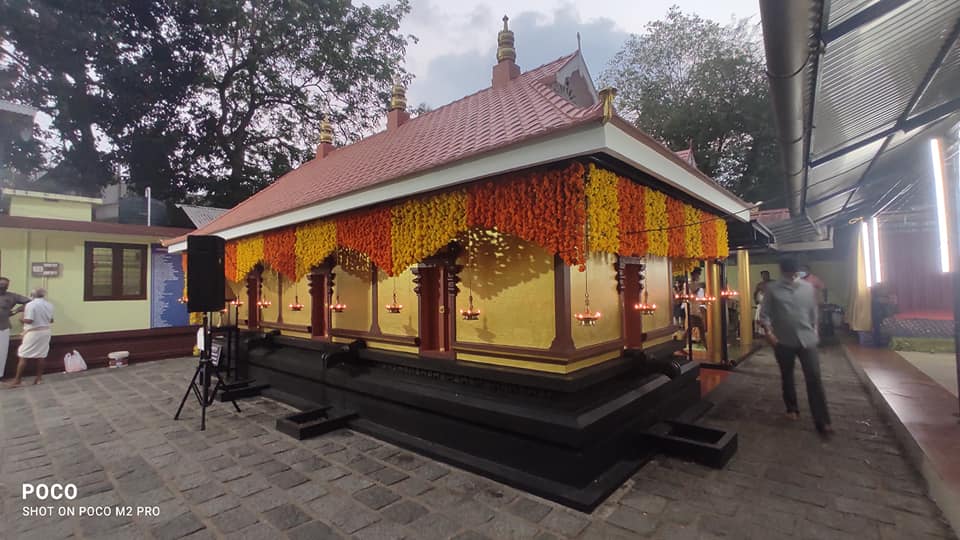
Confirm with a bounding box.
[0,277,31,380]
[9,288,54,387]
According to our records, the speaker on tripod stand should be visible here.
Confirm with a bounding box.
[187,235,225,313]
[175,235,238,430]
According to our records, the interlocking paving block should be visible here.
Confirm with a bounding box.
[151,511,206,540]
[287,520,344,540]
[263,502,313,530]
[354,485,401,510]
[382,499,429,525]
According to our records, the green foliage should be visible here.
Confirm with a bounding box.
[601,6,781,203]
[0,0,412,206]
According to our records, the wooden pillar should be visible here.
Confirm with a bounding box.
[737,249,753,351]
[705,260,723,362]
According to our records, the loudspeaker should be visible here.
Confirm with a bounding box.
[187,235,225,313]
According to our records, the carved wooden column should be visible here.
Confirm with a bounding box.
[309,268,327,337]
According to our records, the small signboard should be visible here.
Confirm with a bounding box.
[31,262,61,277]
[210,341,223,367]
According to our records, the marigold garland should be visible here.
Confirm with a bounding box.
[263,228,297,280]
[716,219,730,258]
[224,242,238,282]
[666,198,687,258]
[684,205,704,260]
[467,162,586,266]
[644,187,669,257]
[207,163,731,281]
[585,164,620,254]
[337,206,393,274]
[236,235,264,279]
[391,190,467,275]
[701,215,718,259]
[295,219,336,279]
[617,178,647,257]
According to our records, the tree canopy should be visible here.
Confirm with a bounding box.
[602,6,781,204]
[0,0,412,207]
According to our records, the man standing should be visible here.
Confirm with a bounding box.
[754,270,773,336]
[0,277,31,380]
[9,288,54,387]
[760,257,833,435]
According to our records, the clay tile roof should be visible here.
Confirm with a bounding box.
[186,52,603,239]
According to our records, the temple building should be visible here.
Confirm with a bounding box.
[165,18,752,509]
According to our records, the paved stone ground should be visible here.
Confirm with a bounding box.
[0,347,955,539]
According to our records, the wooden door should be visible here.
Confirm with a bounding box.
[623,263,644,348]
[418,266,452,353]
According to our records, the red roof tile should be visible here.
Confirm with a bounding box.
[189,53,603,238]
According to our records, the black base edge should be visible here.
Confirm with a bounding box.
[348,418,653,513]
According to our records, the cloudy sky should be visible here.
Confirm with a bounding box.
[360,0,760,108]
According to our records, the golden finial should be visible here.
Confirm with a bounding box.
[390,82,407,111]
[497,15,516,63]
[599,87,617,123]
[319,115,333,145]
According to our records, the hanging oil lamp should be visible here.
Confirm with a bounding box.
[634,288,657,315]
[289,281,304,311]
[720,287,739,299]
[575,292,602,326]
[230,298,244,307]
[332,295,347,313]
[385,278,403,313]
[460,294,480,320]
[178,295,189,304]
[256,298,272,308]
[460,235,480,320]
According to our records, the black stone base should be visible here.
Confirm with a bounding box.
[241,334,722,511]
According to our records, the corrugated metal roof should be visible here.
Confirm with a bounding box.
[762,0,960,236]
[812,0,957,158]
[175,204,229,228]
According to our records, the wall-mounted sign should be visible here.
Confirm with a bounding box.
[31,262,61,277]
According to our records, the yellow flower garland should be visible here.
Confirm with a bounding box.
[644,187,669,256]
[585,164,620,254]
[390,190,467,275]
[295,219,337,279]
[684,205,703,260]
[716,219,730,258]
[235,235,264,280]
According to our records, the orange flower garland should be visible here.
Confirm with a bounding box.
[391,190,467,275]
[295,219,336,279]
[468,162,586,266]
[701,215,718,259]
[224,241,238,282]
[337,206,393,273]
[666,197,686,258]
[617,178,647,257]
[264,228,297,280]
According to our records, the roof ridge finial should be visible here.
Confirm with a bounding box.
[497,15,516,63]
[390,80,407,112]
[577,32,581,52]
[319,115,333,145]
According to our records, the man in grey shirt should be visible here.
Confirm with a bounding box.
[0,277,31,379]
[760,257,832,435]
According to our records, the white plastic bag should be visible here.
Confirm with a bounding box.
[64,350,87,373]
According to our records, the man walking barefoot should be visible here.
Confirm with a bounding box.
[9,288,54,387]
[760,257,833,435]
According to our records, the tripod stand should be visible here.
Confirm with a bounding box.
[174,312,241,431]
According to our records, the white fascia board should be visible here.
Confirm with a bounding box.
[167,124,609,252]
[601,123,752,222]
